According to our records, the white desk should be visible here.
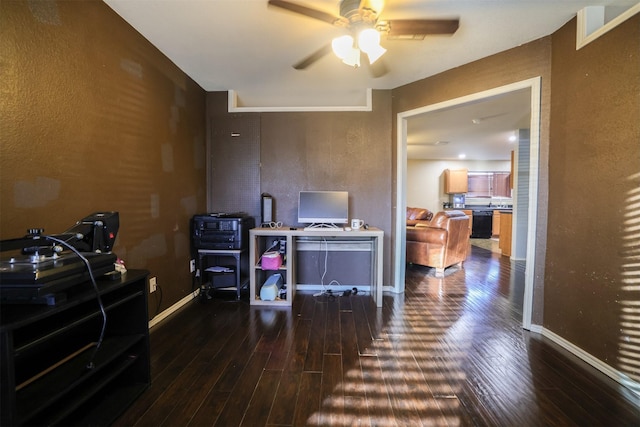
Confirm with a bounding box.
[249,227,384,307]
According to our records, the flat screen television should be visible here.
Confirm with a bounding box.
[298,191,348,226]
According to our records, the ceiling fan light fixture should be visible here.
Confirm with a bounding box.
[358,28,380,53]
[342,47,361,68]
[358,28,386,64]
[268,0,460,71]
[365,43,386,64]
[331,35,354,59]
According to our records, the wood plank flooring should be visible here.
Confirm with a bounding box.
[115,246,640,426]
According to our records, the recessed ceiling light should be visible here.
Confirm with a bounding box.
[509,135,517,142]
[458,153,466,159]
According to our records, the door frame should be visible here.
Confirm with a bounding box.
[393,77,542,330]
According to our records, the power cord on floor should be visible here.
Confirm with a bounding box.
[309,238,365,299]
[314,287,361,300]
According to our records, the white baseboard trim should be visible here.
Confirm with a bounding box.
[383,285,401,294]
[295,284,371,292]
[295,284,401,295]
[148,292,195,330]
[528,323,543,334]
[149,283,378,329]
[541,326,640,400]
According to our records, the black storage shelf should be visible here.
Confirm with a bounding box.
[196,249,249,300]
[23,351,144,426]
[16,334,144,423]
[70,382,149,426]
[1,269,150,426]
[14,291,143,357]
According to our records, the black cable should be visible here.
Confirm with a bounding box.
[44,235,107,370]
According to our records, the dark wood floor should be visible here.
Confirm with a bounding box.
[115,246,640,426]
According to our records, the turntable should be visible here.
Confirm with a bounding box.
[0,212,119,305]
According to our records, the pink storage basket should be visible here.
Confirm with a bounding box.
[261,251,282,270]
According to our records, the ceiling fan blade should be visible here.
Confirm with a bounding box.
[293,44,332,70]
[367,57,389,78]
[268,0,341,25]
[384,19,459,38]
[368,0,385,14]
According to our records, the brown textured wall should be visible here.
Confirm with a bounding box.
[391,37,552,323]
[206,91,393,284]
[207,93,261,216]
[545,15,640,368]
[0,1,207,317]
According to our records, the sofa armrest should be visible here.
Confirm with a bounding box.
[406,226,447,245]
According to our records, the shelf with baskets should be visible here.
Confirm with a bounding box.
[249,229,295,306]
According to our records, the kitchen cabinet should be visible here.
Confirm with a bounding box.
[499,212,512,257]
[492,210,501,236]
[444,169,468,194]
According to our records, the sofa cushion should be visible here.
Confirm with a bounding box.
[430,210,467,228]
[406,207,433,226]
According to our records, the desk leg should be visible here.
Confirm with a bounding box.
[234,253,241,300]
[375,235,383,307]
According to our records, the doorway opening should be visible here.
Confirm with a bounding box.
[394,77,542,330]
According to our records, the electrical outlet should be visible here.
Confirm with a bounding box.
[190,259,196,273]
[149,276,157,293]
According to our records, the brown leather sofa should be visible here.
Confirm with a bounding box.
[406,206,433,226]
[406,210,470,277]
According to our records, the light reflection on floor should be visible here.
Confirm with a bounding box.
[304,246,531,425]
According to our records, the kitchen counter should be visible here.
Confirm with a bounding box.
[465,205,512,212]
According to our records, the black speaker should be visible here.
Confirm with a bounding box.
[261,193,273,224]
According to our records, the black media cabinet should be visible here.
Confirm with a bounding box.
[0,269,150,426]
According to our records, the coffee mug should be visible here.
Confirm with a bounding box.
[351,219,364,229]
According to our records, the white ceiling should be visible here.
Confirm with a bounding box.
[103,0,636,159]
[407,88,532,160]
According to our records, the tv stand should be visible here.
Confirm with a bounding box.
[249,227,383,307]
[0,270,150,426]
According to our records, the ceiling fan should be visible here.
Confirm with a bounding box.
[268,0,459,72]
